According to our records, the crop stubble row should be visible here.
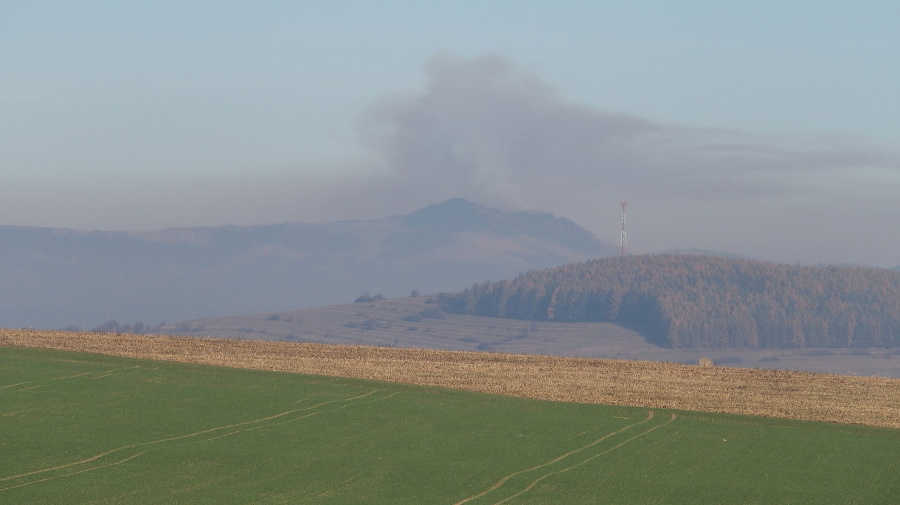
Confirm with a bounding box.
[2,329,898,429]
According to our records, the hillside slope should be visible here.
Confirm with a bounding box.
[440,254,900,349]
[0,199,612,329]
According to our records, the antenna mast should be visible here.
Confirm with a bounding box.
[619,201,628,255]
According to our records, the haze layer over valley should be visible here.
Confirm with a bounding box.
[0,199,612,329]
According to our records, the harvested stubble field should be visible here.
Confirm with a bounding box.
[3,328,899,429]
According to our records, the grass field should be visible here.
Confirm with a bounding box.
[2,346,899,504]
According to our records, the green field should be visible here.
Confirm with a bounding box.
[2,347,898,504]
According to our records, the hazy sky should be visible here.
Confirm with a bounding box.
[3,1,899,267]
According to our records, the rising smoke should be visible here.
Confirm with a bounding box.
[13,52,897,266]
[345,52,899,266]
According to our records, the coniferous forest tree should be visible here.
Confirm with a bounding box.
[440,254,900,349]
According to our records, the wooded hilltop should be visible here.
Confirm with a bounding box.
[440,254,900,349]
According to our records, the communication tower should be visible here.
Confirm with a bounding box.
[619,201,628,255]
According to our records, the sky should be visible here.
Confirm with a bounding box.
[2,1,899,267]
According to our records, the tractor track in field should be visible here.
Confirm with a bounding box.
[455,411,659,505]
[0,367,148,394]
[0,388,396,492]
[0,372,93,391]
[491,413,678,505]
[2,329,900,429]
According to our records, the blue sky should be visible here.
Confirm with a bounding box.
[2,1,899,266]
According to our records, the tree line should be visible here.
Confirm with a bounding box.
[439,254,900,349]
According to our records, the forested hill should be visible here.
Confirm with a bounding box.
[440,254,900,349]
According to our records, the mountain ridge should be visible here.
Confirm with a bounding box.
[0,199,612,329]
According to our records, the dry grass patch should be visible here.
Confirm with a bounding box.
[3,329,899,429]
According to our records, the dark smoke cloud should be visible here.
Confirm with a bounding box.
[362,53,892,204]
[360,52,661,206]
